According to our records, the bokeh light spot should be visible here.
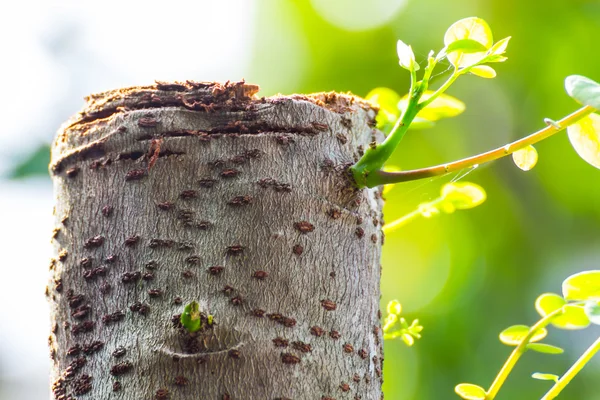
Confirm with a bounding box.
[310,0,407,31]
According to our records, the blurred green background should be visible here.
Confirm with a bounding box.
[2,0,599,398]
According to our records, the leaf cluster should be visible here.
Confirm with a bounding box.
[456,270,600,399]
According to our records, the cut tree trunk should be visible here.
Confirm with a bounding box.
[48,81,384,400]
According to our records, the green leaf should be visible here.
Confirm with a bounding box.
[566,113,600,169]
[532,372,559,383]
[470,65,497,79]
[526,343,564,354]
[536,293,566,316]
[535,293,590,330]
[444,17,493,68]
[512,145,538,171]
[401,332,415,346]
[366,87,401,132]
[487,36,511,56]
[400,91,465,122]
[565,75,600,109]
[397,39,420,72]
[440,182,487,211]
[180,301,202,333]
[387,300,402,315]
[499,325,547,346]
[7,144,51,180]
[585,301,600,325]
[455,383,487,400]
[562,270,600,301]
[445,39,489,55]
[485,55,508,63]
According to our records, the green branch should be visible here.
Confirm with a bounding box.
[365,105,596,188]
[540,335,600,400]
[350,85,424,187]
[485,308,565,400]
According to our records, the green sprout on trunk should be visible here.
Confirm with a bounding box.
[383,300,423,346]
[180,301,212,333]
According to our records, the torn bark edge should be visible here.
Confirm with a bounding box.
[50,80,378,177]
[61,80,376,132]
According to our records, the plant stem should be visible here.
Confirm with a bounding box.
[485,308,564,400]
[540,335,600,400]
[419,69,459,109]
[350,87,423,186]
[366,105,595,188]
[382,210,422,233]
[382,198,444,233]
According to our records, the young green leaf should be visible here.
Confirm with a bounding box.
[485,55,508,63]
[365,87,401,131]
[535,293,590,330]
[499,325,547,346]
[401,332,415,346]
[562,270,600,301]
[512,145,538,171]
[565,75,600,109]
[469,65,497,79]
[397,39,420,72]
[487,36,511,56]
[566,113,600,169]
[455,383,487,400]
[440,182,487,210]
[444,17,493,68]
[387,300,402,315]
[400,91,465,122]
[526,343,564,355]
[445,38,489,55]
[584,301,600,325]
[535,293,566,315]
[180,301,202,333]
[469,65,496,79]
[383,313,398,331]
[532,373,559,383]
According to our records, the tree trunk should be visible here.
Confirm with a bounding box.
[48,81,384,400]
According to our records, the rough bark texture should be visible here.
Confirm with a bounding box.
[48,81,384,400]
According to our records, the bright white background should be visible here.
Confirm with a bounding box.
[0,1,257,397]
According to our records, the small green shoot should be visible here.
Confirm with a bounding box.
[180,301,202,333]
[383,182,486,233]
[352,18,600,189]
[382,300,423,346]
[351,16,512,188]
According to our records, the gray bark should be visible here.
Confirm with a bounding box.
[48,81,384,400]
